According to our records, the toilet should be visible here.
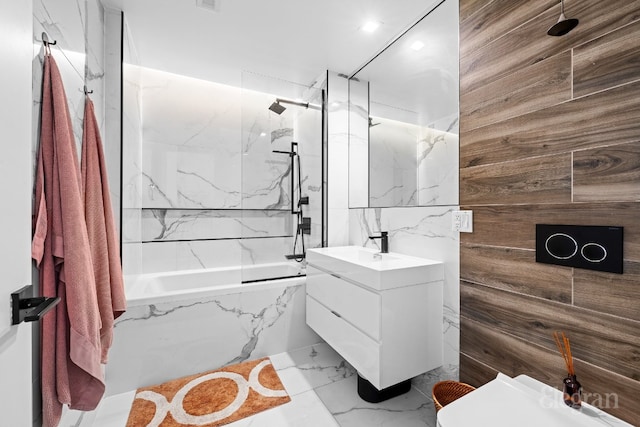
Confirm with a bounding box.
[437,373,632,427]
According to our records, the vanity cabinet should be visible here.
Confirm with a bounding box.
[305,262,443,390]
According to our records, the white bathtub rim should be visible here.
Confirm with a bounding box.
[125,270,306,307]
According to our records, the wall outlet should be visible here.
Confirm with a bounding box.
[452,210,473,233]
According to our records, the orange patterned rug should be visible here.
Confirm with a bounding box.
[126,357,290,427]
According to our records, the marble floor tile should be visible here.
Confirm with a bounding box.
[92,391,136,427]
[61,343,439,427]
[270,342,356,396]
[315,376,438,427]
[226,389,339,427]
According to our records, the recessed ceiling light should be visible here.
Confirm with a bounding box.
[410,40,425,51]
[196,0,220,13]
[361,21,381,33]
[260,132,267,137]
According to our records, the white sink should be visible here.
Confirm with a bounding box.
[306,246,443,290]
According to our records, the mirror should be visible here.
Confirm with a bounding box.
[349,0,459,208]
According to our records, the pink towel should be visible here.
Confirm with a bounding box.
[81,97,127,363]
[32,54,104,427]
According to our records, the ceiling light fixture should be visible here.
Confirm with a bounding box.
[410,40,425,51]
[361,21,381,33]
[196,0,220,13]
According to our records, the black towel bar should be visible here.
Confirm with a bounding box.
[11,285,60,325]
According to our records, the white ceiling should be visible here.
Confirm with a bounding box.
[101,0,442,87]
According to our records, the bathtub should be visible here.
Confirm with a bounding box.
[125,262,306,306]
[106,262,320,395]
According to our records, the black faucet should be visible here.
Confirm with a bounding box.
[368,231,389,253]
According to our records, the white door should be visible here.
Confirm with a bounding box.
[0,1,35,426]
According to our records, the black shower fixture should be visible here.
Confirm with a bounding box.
[268,101,287,115]
[547,0,579,36]
[268,98,322,115]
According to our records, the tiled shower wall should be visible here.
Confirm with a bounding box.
[459,0,640,424]
[121,65,323,276]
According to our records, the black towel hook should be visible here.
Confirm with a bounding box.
[42,32,57,47]
[84,85,93,95]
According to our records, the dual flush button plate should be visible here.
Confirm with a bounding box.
[535,224,623,274]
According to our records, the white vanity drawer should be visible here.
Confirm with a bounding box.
[306,295,380,386]
[306,266,380,340]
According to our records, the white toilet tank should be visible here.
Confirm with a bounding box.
[437,373,632,427]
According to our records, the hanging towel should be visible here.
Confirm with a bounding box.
[32,54,105,427]
[81,97,127,363]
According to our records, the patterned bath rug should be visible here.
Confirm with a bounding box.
[126,357,290,427]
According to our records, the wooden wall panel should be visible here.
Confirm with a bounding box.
[460,0,555,58]
[461,315,640,423]
[460,51,571,132]
[460,204,640,260]
[461,315,570,384]
[460,244,572,303]
[574,261,640,322]
[461,80,640,168]
[574,19,640,98]
[460,154,571,205]
[459,0,492,23]
[459,353,498,388]
[573,142,640,202]
[461,281,640,382]
[461,0,640,93]
[459,1,640,423]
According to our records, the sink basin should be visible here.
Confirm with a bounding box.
[306,246,443,290]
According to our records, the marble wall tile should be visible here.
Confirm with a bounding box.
[417,114,459,206]
[369,118,419,207]
[348,78,369,208]
[327,72,350,246]
[122,64,143,210]
[141,141,243,209]
[121,34,143,275]
[239,237,301,267]
[103,8,121,232]
[240,154,290,210]
[140,67,243,209]
[327,72,350,211]
[105,281,321,395]
[140,240,240,273]
[328,208,350,247]
[139,236,303,274]
[140,209,292,242]
[367,113,459,208]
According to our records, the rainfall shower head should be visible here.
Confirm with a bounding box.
[269,101,287,115]
[547,0,579,36]
[268,98,317,115]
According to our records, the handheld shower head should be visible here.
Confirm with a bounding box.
[547,0,579,36]
[269,101,286,115]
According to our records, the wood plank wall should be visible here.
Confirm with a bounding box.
[458,1,640,424]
